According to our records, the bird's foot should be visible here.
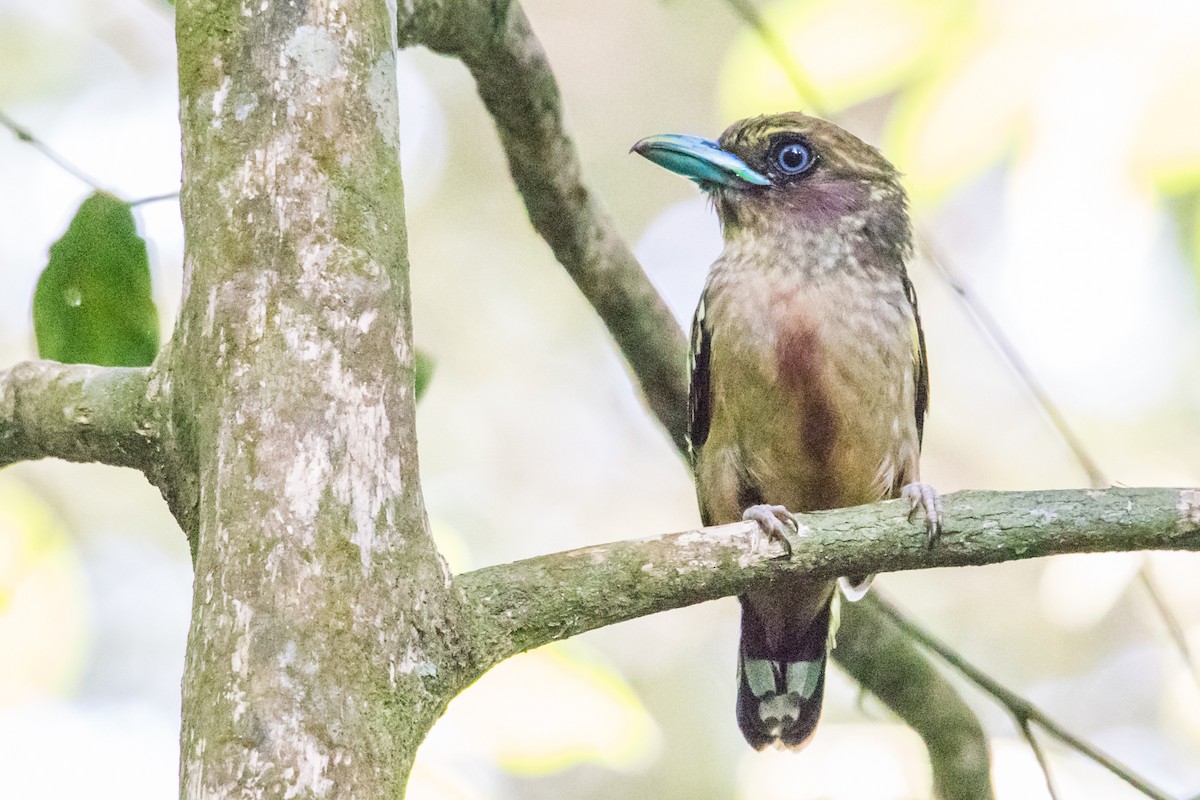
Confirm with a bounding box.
[901,482,943,549]
[742,504,796,558]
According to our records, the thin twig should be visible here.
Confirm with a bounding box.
[129,191,180,208]
[1017,717,1061,800]
[717,0,830,118]
[1,109,180,208]
[0,108,108,192]
[874,592,1176,800]
[919,235,1200,694]
[916,236,1107,486]
[1137,568,1200,690]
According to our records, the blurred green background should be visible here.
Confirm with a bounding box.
[2,0,1200,797]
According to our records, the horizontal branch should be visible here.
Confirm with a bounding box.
[460,487,1200,666]
[0,360,164,471]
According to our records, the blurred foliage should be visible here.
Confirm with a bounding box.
[452,643,661,775]
[0,479,88,704]
[408,641,662,800]
[719,0,970,122]
[1165,191,1200,289]
[33,191,159,367]
[1194,203,1200,286]
[719,0,1200,215]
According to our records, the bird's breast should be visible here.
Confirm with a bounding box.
[699,268,917,517]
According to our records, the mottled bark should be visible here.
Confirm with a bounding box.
[171,0,472,797]
[0,361,161,471]
[459,487,1200,666]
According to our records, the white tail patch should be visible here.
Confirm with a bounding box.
[838,575,874,602]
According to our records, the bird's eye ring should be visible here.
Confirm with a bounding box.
[774,142,813,175]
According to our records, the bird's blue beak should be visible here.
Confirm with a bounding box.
[632,134,770,188]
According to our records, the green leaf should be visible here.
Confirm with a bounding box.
[415,349,435,401]
[33,192,160,367]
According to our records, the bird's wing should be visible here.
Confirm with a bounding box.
[687,294,713,468]
[903,276,930,448]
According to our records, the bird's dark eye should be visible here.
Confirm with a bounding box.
[774,142,813,175]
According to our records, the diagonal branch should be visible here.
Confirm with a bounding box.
[461,486,1200,667]
[837,593,993,800]
[0,360,166,472]
[399,0,691,454]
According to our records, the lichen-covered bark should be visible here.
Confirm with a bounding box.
[0,361,161,471]
[0,358,189,524]
[172,1,472,797]
[459,487,1200,669]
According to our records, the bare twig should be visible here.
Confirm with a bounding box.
[919,236,1200,695]
[128,191,180,208]
[1137,568,1200,691]
[0,108,108,192]
[916,237,1107,486]
[874,593,1176,800]
[1,109,179,211]
[1017,718,1061,800]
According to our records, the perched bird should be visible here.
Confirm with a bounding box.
[633,113,941,750]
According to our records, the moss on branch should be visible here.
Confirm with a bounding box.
[0,360,163,472]
[460,486,1200,667]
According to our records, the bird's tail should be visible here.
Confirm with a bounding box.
[735,595,833,750]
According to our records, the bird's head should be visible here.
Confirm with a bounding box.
[633,112,908,249]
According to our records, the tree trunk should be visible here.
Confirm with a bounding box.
[172,0,470,795]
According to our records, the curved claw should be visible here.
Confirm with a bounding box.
[742,504,796,558]
[901,482,943,549]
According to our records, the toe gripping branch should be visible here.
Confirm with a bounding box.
[742,504,797,559]
[741,485,944,562]
[901,483,944,549]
